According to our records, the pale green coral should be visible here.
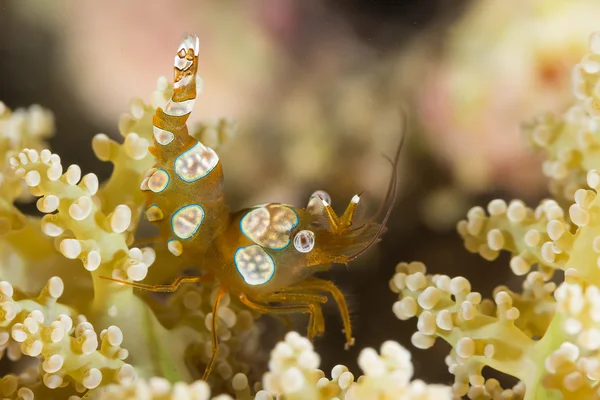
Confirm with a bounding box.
[389,31,600,400]
[523,32,600,202]
[0,277,133,398]
[96,332,450,400]
[0,104,69,296]
[0,102,54,223]
[258,332,450,400]
[390,261,535,399]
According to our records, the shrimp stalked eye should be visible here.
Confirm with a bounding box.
[306,190,331,215]
[312,190,331,204]
[294,230,315,253]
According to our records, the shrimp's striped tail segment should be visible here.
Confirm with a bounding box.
[142,34,229,258]
[150,34,200,159]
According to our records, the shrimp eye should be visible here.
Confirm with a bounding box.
[311,190,331,204]
[293,230,315,253]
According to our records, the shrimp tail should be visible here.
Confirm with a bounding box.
[150,34,200,158]
[141,34,228,258]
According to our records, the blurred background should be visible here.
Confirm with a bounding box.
[1,0,597,388]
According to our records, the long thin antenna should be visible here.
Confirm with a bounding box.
[346,107,408,262]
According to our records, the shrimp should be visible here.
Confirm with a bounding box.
[102,34,406,380]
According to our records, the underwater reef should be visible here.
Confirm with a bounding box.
[3,29,600,400]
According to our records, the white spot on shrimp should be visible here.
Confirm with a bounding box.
[234,245,275,285]
[175,142,219,182]
[172,204,204,239]
[240,204,298,250]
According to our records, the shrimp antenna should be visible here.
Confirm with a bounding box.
[346,107,408,262]
[373,105,409,221]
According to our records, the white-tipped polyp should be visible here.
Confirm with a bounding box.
[25,170,40,187]
[141,247,156,266]
[43,374,63,389]
[40,149,52,163]
[47,277,64,299]
[38,195,60,213]
[84,251,101,271]
[0,281,14,297]
[26,149,39,163]
[82,173,99,195]
[41,216,64,237]
[91,134,112,162]
[60,239,82,259]
[590,31,600,55]
[65,165,81,185]
[110,205,132,233]
[116,364,135,384]
[106,326,124,347]
[351,194,360,204]
[47,164,62,181]
[69,196,93,221]
[18,152,28,165]
[42,354,64,373]
[127,263,148,281]
[82,368,102,389]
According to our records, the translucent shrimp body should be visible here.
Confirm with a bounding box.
[105,34,404,379]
